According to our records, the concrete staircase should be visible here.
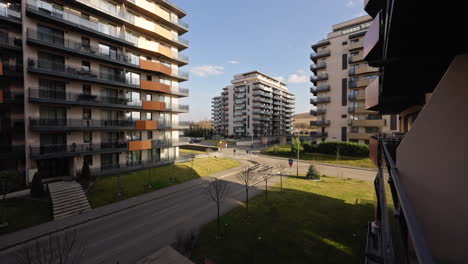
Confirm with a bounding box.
[49,181,91,220]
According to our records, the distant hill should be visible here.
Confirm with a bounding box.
[293,112,314,119]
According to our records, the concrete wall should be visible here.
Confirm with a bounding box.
[396,54,468,262]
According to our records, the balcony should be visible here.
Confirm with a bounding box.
[0,5,21,24]
[30,142,128,159]
[310,73,329,83]
[348,53,364,64]
[311,131,328,138]
[140,60,172,75]
[310,120,330,127]
[26,28,140,69]
[348,133,375,140]
[168,104,189,113]
[172,70,189,81]
[0,145,25,160]
[0,91,24,105]
[349,39,364,50]
[348,119,385,127]
[349,80,358,88]
[310,108,327,115]
[25,0,189,65]
[30,118,137,131]
[348,106,375,114]
[0,62,23,78]
[357,78,373,87]
[316,96,331,103]
[317,84,330,92]
[29,88,143,110]
[310,61,326,73]
[310,49,331,62]
[356,64,379,75]
[348,93,365,101]
[27,58,139,89]
[0,34,22,51]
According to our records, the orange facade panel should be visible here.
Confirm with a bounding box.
[158,45,173,58]
[141,80,171,93]
[140,60,172,75]
[142,101,166,111]
[136,120,158,130]
[0,90,3,104]
[128,140,152,151]
[0,61,3,75]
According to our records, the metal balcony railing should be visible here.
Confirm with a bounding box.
[30,142,128,158]
[310,120,330,127]
[0,34,22,49]
[29,118,137,130]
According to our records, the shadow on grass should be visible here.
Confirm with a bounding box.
[191,176,375,264]
[0,197,52,235]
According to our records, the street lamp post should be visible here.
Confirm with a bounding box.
[296,136,299,177]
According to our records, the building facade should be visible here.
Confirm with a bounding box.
[363,1,468,263]
[309,16,398,144]
[212,71,294,138]
[0,0,189,181]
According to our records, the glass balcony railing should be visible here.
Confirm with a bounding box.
[0,5,21,20]
[30,118,137,130]
[30,142,128,158]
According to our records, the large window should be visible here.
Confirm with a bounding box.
[365,127,380,134]
[127,150,142,165]
[99,65,123,82]
[101,153,119,170]
[39,79,65,99]
[37,24,64,45]
[125,111,141,120]
[125,71,140,85]
[98,43,117,59]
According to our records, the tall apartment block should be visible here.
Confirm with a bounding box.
[309,16,397,144]
[212,71,294,138]
[0,0,189,181]
[362,1,468,263]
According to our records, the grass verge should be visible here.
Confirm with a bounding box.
[262,145,375,168]
[88,157,241,208]
[191,175,374,264]
[0,197,52,235]
[179,149,206,155]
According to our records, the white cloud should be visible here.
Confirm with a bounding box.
[227,60,240,64]
[346,0,363,8]
[288,74,308,84]
[274,76,285,83]
[190,65,224,77]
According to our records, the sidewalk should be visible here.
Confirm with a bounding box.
[0,159,251,252]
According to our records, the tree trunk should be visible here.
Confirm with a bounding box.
[246,187,249,216]
[265,181,268,200]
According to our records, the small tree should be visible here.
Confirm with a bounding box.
[80,161,91,188]
[306,165,320,180]
[236,168,257,217]
[15,230,86,264]
[291,137,303,154]
[207,178,230,238]
[261,168,273,200]
[30,173,45,198]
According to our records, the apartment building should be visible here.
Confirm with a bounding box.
[0,0,190,181]
[212,71,294,138]
[309,16,398,144]
[363,1,468,263]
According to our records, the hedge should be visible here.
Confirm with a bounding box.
[316,141,369,157]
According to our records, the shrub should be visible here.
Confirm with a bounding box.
[302,142,318,153]
[317,141,369,157]
[30,173,45,198]
[80,161,91,188]
[306,165,320,180]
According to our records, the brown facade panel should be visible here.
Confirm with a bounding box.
[128,140,152,151]
[136,120,158,130]
[365,77,379,109]
[363,13,380,59]
[141,80,171,93]
[142,101,166,111]
[140,60,172,75]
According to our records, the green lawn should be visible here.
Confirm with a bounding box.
[191,176,375,264]
[262,145,375,168]
[0,197,52,235]
[207,139,236,146]
[88,157,241,208]
[179,149,206,155]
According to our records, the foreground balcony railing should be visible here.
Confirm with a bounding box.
[0,34,22,49]
[30,142,128,159]
[30,118,137,131]
[29,88,142,109]
[366,134,436,264]
[0,5,21,21]
[27,58,140,89]
[93,158,175,177]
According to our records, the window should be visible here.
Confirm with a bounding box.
[83,85,91,95]
[367,114,382,120]
[125,111,141,120]
[146,112,152,120]
[81,37,90,48]
[37,25,64,45]
[341,127,347,142]
[350,38,359,43]
[147,131,153,140]
[146,56,152,61]
[364,140,370,145]
[146,75,152,81]
[342,54,348,70]
[341,115,347,118]
[83,108,91,120]
[98,43,117,59]
[128,52,139,65]
[390,114,397,130]
[82,61,90,72]
[351,52,359,57]
[342,41,347,45]
[127,131,141,141]
[83,132,92,143]
[126,71,140,85]
[84,155,93,166]
[351,127,359,133]
[342,78,348,106]
[350,139,358,143]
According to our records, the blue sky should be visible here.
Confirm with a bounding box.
[174,0,366,121]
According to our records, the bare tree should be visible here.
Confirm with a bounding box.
[207,178,230,237]
[236,168,257,217]
[15,230,86,264]
[261,167,273,200]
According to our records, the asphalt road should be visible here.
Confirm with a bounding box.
[0,151,375,263]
